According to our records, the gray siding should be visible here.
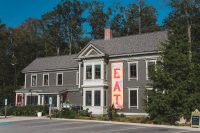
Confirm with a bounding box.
[25,70,78,89]
[67,91,82,106]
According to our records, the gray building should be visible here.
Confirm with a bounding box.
[16,29,167,115]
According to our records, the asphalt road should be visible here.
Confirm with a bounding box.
[0,119,198,133]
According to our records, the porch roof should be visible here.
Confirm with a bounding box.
[16,86,79,94]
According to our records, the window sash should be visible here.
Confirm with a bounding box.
[86,91,92,106]
[94,90,101,106]
[130,63,137,78]
[147,61,156,79]
[86,66,92,79]
[57,74,63,85]
[43,75,49,86]
[130,90,137,107]
[95,65,101,79]
[31,75,37,86]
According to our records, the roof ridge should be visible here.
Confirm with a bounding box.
[36,54,78,60]
[91,30,167,42]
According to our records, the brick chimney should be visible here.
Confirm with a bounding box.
[104,28,112,40]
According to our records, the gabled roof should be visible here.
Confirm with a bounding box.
[22,54,78,73]
[87,31,168,56]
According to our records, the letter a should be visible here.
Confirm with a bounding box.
[114,81,121,91]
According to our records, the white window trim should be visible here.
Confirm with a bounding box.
[145,60,157,80]
[43,73,49,86]
[31,74,37,87]
[128,61,138,80]
[128,88,139,109]
[56,73,63,86]
[85,65,93,80]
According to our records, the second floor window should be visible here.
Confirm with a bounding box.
[57,73,63,85]
[31,75,37,87]
[86,65,92,79]
[95,65,101,79]
[146,60,156,80]
[129,62,138,80]
[43,74,49,86]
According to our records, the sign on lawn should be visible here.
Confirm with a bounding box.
[191,109,200,128]
[111,62,123,109]
[5,99,7,106]
[49,97,52,105]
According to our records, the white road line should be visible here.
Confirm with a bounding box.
[54,123,113,131]
[98,126,148,133]
[29,121,82,128]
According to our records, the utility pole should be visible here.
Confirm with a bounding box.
[138,0,142,34]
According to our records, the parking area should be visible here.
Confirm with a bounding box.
[0,119,199,133]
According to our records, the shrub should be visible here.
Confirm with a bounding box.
[78,108,92,117]
[52,108,77,119]
[0,105,49,116]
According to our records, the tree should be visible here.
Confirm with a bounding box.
[42,0,86,55]
[146,0,200,124]
[87,1,110,39]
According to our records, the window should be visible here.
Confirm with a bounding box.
[104,90,107,106]
[86,65,92,79]
[27,96,38,105]
[86,91,92,106]
[94,90,101,106]
[146,60,156,80]
[128,62,138,80]
[44,95,57,107]
[129,88,138,108]
[31,74,37,87]
[95,65,101,79]
[57,73,63,86]
[43,74,49,86]
[146,88,153,103]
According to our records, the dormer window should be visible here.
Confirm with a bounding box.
[43,74,49,86]
[31,74,37,87]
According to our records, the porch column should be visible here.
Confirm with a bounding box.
[78,62,81,88]
[24,94,27,106]
[57,95,60,108]
[41,95,44,105]
[38,95,41,105]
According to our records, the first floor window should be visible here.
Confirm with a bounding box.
[95,65,101,79]
[57,73,63,85]
[129,89,138,107]
[43,74,49,86]
[27,96,38,105]
[31,75,37,86]
[86,91,92,106]
[86,65,92,79]
[94,90,101,106]
[104,90,107,106]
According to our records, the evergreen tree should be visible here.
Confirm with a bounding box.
[146,0,200,124]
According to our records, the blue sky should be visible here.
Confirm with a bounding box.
[0,0,171,28]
